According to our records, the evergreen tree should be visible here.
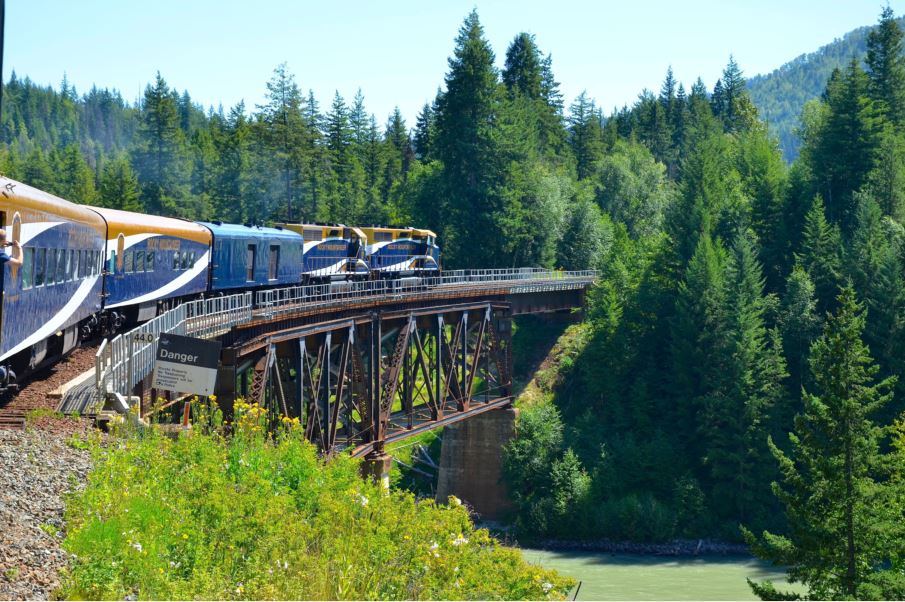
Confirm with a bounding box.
[865,6,905,126]
[809,60,881,231]
[413,100,436,162]
[779,265,821,407]
[98,154,141,211]
[568,91,603,181]
[502,33,543,99]
[745,288,899,600]
[435,9,505,266]
[556,196,607,270]
[797,196,843,314]
[55,144,97,204]
[256,63,308,221]
[131,72,190,216]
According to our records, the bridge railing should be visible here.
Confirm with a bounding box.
[95,292,252,403]
[95,269,595,404]
[254,269,596,320]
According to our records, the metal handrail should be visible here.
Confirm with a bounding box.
[95,269,596,403]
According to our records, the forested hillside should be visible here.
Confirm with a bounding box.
[748,16,905,161]
[4,6,905,599]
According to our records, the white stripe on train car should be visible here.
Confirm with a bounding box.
[105,250,211,309]
[307,258,348,277]
[0,275,100,361]
[365,238,416,254]
[18,221,63,245]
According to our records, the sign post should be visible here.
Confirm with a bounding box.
[152,333,222,397]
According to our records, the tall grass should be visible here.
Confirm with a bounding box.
[58,400,573,600]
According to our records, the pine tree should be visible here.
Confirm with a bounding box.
[810,60,881,231]
[567,91,603,181]
[745,287,899,600]
[797,196,843,314]
[413,100,436,162]
[670,234,731,468]
[556,197,606,270]
[131,72,191,216]
[98,154,141,211]
[865,6,905,126]
[779,265,821,407]
[435,9,505,266]
[54,144,98,204]
[502,33,543,99]
[256,64,309,221]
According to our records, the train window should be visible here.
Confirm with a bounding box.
[268,245,279,280]
[21,247,33,289]
[35,248,46,287]
[374,231,392,242]
[181,251,189,270]
[190,251,196,266]
[57,249,67,283]
[172,251,180,270]
[67,250,75,281]
[76,250,84,279]
[123,250,133,274]
[46,249,57,285]
[246,244,256,281]
[146,251,155,272]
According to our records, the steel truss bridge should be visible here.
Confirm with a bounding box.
[94,269,596,457]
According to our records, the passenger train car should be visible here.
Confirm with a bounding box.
[199,222,303,291]
[91,207,211,325]
[275,222,369,281]
[0,177,106,385]
[0,175,442,392]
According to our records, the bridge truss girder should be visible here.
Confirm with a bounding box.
[219,302,513,458]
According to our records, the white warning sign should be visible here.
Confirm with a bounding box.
[152,333,222,396]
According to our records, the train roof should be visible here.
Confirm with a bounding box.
[359,225,437,238]
[198,221,303,242]
[275,222,366,241]
[0,176,105,228]
[87,206,211,243]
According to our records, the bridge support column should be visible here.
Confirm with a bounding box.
[436,406,517,520]
[361,452,393,491]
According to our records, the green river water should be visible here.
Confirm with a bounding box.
[524,549,806,600]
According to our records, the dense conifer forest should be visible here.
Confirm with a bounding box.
[748,16,905,161]
[5,7,905,599]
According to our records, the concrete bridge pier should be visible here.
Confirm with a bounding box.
[361,452,394,491]
[436,406,518,520]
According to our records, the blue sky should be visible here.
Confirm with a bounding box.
[6,0,895,126]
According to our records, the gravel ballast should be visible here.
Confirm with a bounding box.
[0,423,93,600]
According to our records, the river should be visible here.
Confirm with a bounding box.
[523,549,805,600]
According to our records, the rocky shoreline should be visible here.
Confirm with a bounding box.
[526,537,751,556]
[0,421,93,600]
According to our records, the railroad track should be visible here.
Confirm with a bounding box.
[0,346,98,430]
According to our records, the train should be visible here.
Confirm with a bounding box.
[0,176,441,392]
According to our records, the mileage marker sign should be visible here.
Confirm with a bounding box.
[152,333,222,396]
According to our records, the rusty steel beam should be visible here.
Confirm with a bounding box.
[222,302,515,457]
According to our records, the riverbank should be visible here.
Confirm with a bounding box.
[527,538,749,556]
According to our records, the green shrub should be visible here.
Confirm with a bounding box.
[595,493,677,542]
[58,401,573,600]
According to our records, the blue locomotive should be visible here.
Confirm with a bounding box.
[0,176,442,391]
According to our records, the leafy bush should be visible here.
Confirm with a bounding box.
[594,493,677,542]
[58,401,573,600]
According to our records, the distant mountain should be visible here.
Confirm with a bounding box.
[747,17,905,162]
